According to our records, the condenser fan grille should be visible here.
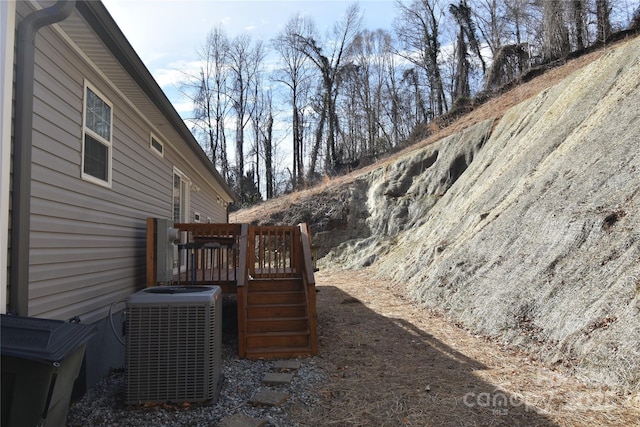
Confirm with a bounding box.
[125,286,221,405]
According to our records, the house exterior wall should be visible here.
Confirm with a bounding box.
[10,1,233,387]
[0,0,15,315]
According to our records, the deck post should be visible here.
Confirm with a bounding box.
[237,223,249,358]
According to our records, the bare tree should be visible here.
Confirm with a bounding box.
[595,0,612,43]
[272,14,315,189]
[291,3,362,177]
[345,28,399,161]
[633,4,640,29]
[395,0,448,118]
[571,0,588,50]
[473,0,507,56]
[504,0,538,47]
[262,96,275,199]
[450,0,486,102]
[400,67,427,125]
[380,30,408,147]
[227,34,266,202]
[480,1,539,89]
[542,0,570,61]
[183,27,231,180]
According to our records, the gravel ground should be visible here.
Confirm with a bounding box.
[66,301,327,427]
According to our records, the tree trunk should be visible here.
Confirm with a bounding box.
[264,114,274,198]
[596,0,611,43]
[572,0,586,50]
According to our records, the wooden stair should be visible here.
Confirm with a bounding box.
[241,277,316,359]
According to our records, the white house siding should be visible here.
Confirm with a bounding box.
[24,5,230,326]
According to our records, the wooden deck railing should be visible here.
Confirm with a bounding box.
[248,225,301,279]
[146,220,316,291]
[173,223,242,291]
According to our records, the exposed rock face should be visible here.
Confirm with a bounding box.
[324,35,640,389]
[322,120,494,268]
[240,35,640,389]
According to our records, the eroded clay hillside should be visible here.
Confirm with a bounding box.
[233,34,640,390]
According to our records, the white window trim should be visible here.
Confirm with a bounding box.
[173,167,191,273]
[150,133,164,157]
[173,167,191,219]
[81,81,113,187]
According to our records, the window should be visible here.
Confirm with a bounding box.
[172,169,190,223]
[150,135,163,156]
[82,84,112,186]
[173,168,190,271]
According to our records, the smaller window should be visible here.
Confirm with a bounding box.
[194,212,201,223]
[150,135,164,157]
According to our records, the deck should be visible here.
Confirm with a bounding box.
[146,219,319,359]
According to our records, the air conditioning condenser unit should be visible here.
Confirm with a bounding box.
[125,286,222,405]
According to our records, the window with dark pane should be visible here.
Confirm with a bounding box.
[173,173,181,223]
[83,134,108,181]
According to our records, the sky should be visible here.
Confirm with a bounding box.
[101,0,399,117]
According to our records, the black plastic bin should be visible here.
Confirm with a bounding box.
[1,314,95,427]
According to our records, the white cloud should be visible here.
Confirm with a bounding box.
[152,59,203,88]
[173,101,195,116]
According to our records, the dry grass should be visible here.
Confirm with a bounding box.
[286,268,640,427]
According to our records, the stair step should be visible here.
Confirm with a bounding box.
[247,317,309,333]
[247,291,305,305]
[245,346,314,360]
[247,304,307,319]
[248,279,304,292]
[246,331,310,348]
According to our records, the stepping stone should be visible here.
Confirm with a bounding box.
[218,414,269,427]
[249,390,290,407]
[262,371,295,385]
[273,359,301,371]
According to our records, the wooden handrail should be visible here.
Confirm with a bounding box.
[299,223,318,355]
[299,223,316,287]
